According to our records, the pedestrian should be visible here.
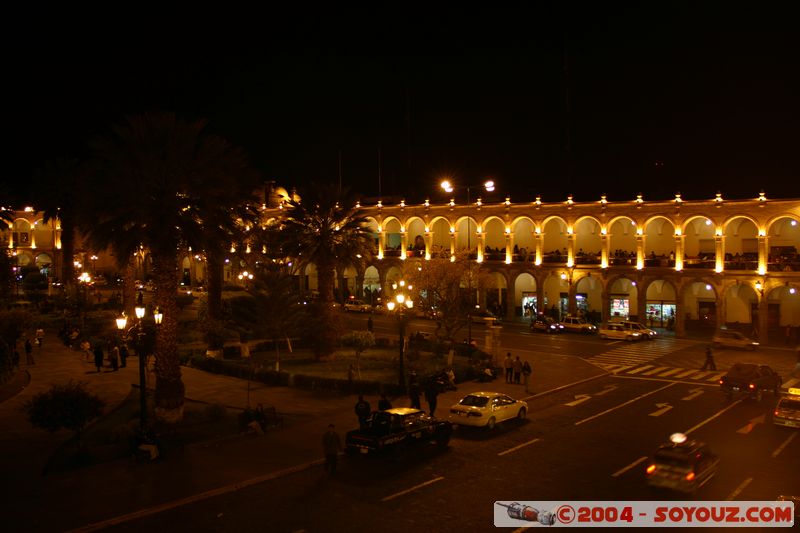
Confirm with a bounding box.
[367,316,374,333]
[322,424,342,474]
[94,344,105,372]
[424,380,439,417]
[24,338,34,365]
[119,343,128,368]
[35,328,45,348]
[513,356,522,384]
[503,352,513,383]
[109,344,120,372]
[408,377,422,410]
[522,360,532,393]
[701,346,716,371]
[378,393,392,411]
[354,394,371,429]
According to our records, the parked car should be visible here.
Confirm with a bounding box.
[560,315,597,334]
[712,329,759,350]
[448,392,527,430]
[343,299,373,312]
[345,408,451,455]
[719,363,782,402]
[646,433,719,493]
[598,323,643,341]
[530,316,565,334]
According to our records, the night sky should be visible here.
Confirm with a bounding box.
[6,4,798,205]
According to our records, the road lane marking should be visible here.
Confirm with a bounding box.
[564,394,592,407]
[381,476,445,502]
[725,477,753,501]
[736,414,765,434]
[612,456,649,477]
[681,388,705,401]
[771,432,797,458]
[607,341,622,345]
[574,383,676,426]
[648,403,673,417]
[684,399,743,435]
[782,378,799,389]
[675,369,700,378]
[691,371,715,380]
[613,375,719,387]
[626,365,654,374]
[642,366,670,376]
[595,384,618,395]
[498,438,541,457]
[523,373,608,401]
[656,368,682,377]
[706,372,725,382]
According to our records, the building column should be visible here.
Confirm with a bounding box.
[424,231,432,260]
[716,285,726,328]
[715,235,725,273]
[506,274,516,320]
[400,232,408,260]
[674,235,685,271]
[450,230,457,257]
[600,290,610,324]
[536,275,546,316]
[600,234,610,268]
[636,280,646,323]
[534,233,543,265]
[636,234,645,270]
[568,281,577,316]
[377,229,385,260]
[477,232,486,262]
[505,232,514,264]
[757,234,769,275]
[355,272,364,298]
[567,233,575,267]
[758,297,769,344]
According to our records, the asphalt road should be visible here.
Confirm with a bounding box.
[106,357,799,532]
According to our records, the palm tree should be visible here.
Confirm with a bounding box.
[276,184,374,358]
[83,112,259,423]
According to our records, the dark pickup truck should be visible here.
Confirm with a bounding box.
[719,363,782,401]
[345,407,452,455]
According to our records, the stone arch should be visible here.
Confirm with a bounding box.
[644,278,677,328]
[574,273,602,318]
[723,216,759,269]
[483,216,506,260]
[484,270,508,316]
[682,215,716,261]
[511,216,535,260]
[607,276,639,321]
[723,281,758,327]
[766,215,800,272]
[454,215,480,255]
[382,217,403,257]
[607,216,637,265]
[542,270,570,320]
[681,279,719,330]
[429,216,451,257]
[574,217,602,265]
[542,216,568,263]
[405,216,427,258]
[512,271,538,317]
[767,284,800,343]
[643,216,675,260]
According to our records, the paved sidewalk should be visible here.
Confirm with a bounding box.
[0,327,604,532]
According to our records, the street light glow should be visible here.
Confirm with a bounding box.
[135,306,145,319]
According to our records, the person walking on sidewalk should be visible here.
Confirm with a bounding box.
[503,352,513,383]
[94,343,105,373]
[119,343,128,368]
[424,380,439,417]
[354,395,371,429]
[109,344,120,372]
[408,372,422,409]
[367,316,374,333]
[701,346,716,371]
[35,328,45,348]
[522,360,532,393]
[24,338,34,365]
[322,424,342,474]
[513,356,523,384]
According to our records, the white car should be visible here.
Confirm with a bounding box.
[712,329,759,350]
[560,316,597,334]
[448,392,527,430]
[598,323,643,341]
[343,299,372,312]
[617,321,658,340]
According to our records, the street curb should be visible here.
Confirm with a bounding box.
[68,457,326,532]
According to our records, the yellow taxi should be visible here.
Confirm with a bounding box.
[773,387,800,429]
[645,433,719,493]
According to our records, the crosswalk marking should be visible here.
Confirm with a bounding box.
[656,368,682,377]
[782,378,799,389]
[588,338,699,369]
[642,366,670,376]
[627,365,654,374]
[601,362,798,388]
[674,369,699,378]
[692,371,715,380]
[706,372,725,382]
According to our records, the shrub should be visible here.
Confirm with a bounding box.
[23,381,105,449]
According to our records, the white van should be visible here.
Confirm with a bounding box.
[619,321,658,340]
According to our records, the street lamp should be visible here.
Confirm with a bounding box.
[78,272,92,330]
[439,178,497,345]
[116,305,162,433]
[387,280,414,393]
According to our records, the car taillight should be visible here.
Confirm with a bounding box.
[774,410,779,416]
[749,383,755,389]
[646,464,656,475]
[685,472,695,481]
[719,379,724,385]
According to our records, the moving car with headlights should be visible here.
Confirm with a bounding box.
[598,323,642,341]
[719,363,782,402]
[343,299,372,312]
[560,315,597,334]
[618,320,658,340]
[345,408,451,455]
[470,310,500,324]
[645,433,719,493]
[530,316,564,334]
[448,392,527,430]
[773,387,800,428]
[711,329,759,350]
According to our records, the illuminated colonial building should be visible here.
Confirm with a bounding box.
[271,192,800,344]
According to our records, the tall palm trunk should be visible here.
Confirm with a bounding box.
[151,252,184,423]
[206,247,224,321]
[59,213,76,286]
[312,258,340,359]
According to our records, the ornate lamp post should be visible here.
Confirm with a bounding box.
[387,280,414,393]
[117,305,163,433]
[78,272,92,330]
[440,178,496,345]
